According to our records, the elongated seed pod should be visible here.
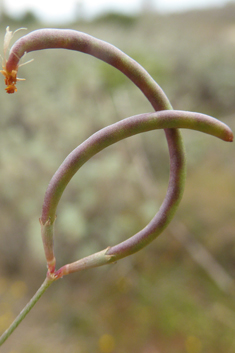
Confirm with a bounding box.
[42,110,232,265]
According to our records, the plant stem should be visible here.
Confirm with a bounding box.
[0,276,54,346]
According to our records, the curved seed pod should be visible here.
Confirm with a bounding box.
[39,110,232,277]
[42,110,233,222]
[5,28,172,111]
[3,28,186,272]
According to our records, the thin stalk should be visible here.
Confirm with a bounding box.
[0,276,54,346]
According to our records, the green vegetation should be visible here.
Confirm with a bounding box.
[0,4,235,352]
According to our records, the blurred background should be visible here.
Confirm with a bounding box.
[0,0,235,352]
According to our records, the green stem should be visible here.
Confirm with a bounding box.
[0,276,54,346]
